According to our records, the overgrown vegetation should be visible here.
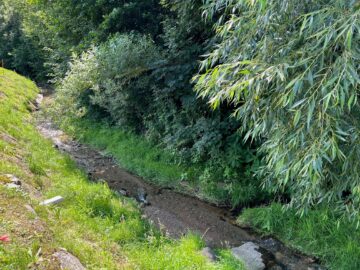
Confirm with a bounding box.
[0,0,45,79]
[0,67,244,269]
[1,0,360,268]
[239,204,360,269]
[197,0,360,219]
[52,30,266,206]
[0,0,266,209]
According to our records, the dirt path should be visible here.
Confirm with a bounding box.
[36,116,324,270]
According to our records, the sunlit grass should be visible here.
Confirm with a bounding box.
[239,204,360,270]
[55,117,262,207]
[0,68,244,269]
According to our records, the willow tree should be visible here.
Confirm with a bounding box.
[195,0,360,218]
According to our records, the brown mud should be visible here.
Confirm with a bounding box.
[36,106,324,270]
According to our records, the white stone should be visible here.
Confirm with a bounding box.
[53,250,85,270]
[24,204,37,215]
[232,242,265,270]
[35,94,44,108]
[40,196,64,206]
[3,174,21,185]
[5,183,20,189]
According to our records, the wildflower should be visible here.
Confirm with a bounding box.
[0,235,10,243]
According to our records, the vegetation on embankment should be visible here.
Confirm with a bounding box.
[0,68,245,269]
[239,204,360,269]
[2,0,268,209]
[2,0,360,269]
[53,101,360,269]
[54,116,263,207]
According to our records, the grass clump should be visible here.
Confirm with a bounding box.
[0,67,244,269]
[127,235,244,270]
[239,204,360,270]
[55,117,264,207]
[61,119,188,187]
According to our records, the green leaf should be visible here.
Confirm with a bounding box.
[294,110,301,126]
[346,27,353,50]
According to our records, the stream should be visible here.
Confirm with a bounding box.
[36,98,324,270]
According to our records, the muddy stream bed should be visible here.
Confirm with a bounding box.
[36,107,324,270]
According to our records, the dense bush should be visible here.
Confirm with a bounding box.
[55,34,160,128]
[196,0,360,218]
[54,5,267,207]
[0,0,164,81]
[0,0,45,79]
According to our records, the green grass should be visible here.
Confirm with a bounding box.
[53,117,262,207]
[239,204,360,270]
[60,119,190,187]
[55,117,233,203]
[0,67,245,269]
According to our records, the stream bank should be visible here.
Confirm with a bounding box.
[36,101,324,270]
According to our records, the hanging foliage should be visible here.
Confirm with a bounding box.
[195,0,360,218]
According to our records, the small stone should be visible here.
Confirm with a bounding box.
[34,94,43,110]
[275,252,284,261]
[53,250,85,270]
[201,247,217,263]
[5,183,21,189]
[137,187,150,205]
[40,196,64,206]
[24,204,37,215]
[118,188,128,196]
[2,174,22,185]
[262,238,277,248]
[232,242,266,270]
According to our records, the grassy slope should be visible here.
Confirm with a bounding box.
[0,68,244,270]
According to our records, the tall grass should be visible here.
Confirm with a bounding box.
[0,67,244,269]
[55,116,262,207]
[239,204,360,270]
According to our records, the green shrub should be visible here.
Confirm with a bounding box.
[54,33,161,131]
[53,10,268,208]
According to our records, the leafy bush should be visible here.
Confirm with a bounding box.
[53,2,268,208]
[0,0,46,80]
[196,0,360,217]
[91,34,162,130]
[55,33,161,129]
